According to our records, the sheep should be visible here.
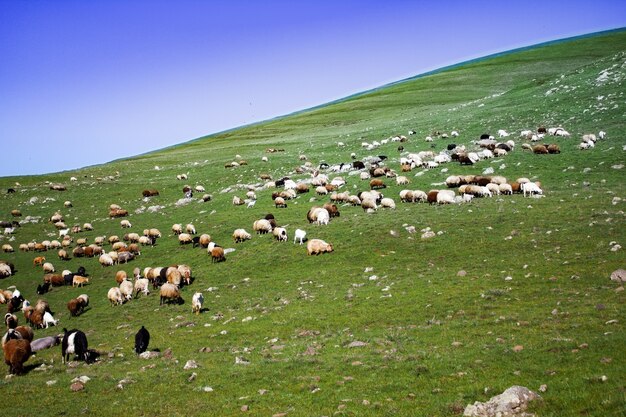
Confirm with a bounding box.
[498,183,513,195]
[294,229,307,245]
[177,265,192,286]
[192,292,204,315]
[67,296,87,317]
[107,287,124,306]
[399,190,415,203]
[307,239,334,255]
[3,339,31,375]
[165,267,182,287]
[160,283,182,305]
[274,196,287,208]
[133,278,150,297]
[178,233,193,245]
[42,262,55,273]
[134,326,150,354]
[120,219,132,228]
[2,244,14,253]
[315,208,330,225]
[272,227,288,242]
[42,311,58,328]
[196,234,211,248]
[61,328,93,363]
[380,197,396,209]
[31,335,61,352]
[119,279,134,301]
[33,256,46,267]
[522,182,543,197]
[210,246,225,263]
[186,224,196,235]
[437,190,456,204]
[142,189,159,197]
[427,190,439,204]
[72,276,89,287]
[233,196,245,206]
[361,198,378,212]
[315,186,328,195]
[322,203,340,218]
[171,224,183,235]
[233,229,252,243]
[253,219,273,234]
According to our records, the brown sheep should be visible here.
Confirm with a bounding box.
[369,179,386,190]
[211,247,225,263]
[532,145,548,154]
[58,249,71,260]
[67,298,86,317]
[10,209,22,217]
[44,274,65,286]
[142,189,159,197]
[3,339,32,375]
[426,190,439,204]
[198,234,211,248]
[33,256,46,267]
[322,203,340,218]
[547,144,560,154]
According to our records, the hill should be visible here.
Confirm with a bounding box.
[0,29,625,416]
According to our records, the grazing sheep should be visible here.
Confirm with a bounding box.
[3,339,31,375]
[166,267,182,287]
[380,198,396,209]
[142,189,159,197]
[210,246,225,263]
[232,196,245,205]
[547,144,560,154]
[177,265,192,286]
[171,224,183,235]
[522,182,543,197]
[232,229,252,243]
[196,234,211,248]
[72,276,89,287]
[307,239,334,255]
[160,283,182,305]
[274,196,287,208]
[61,328,93,363]
[361,198,378,212]
[107,287,124,306]
[67,297,87,317]
[119,279,134,301]
[42,311,58,328]
[120,220,132,228]
[253,219,273,234]
[33,256,46,266]
[192,292,204,315]
[178,233,193,245]
[369,179,386,190]
[186,224,196,235]
[134,278,150,297]
[436,190,456,204]
[426,190,439,204]
[42,262,55,273]
[2,244,14,253]
[58,249,71,260]
[134,326,150,354]
[273,227,288,242]
[294,229,307,245]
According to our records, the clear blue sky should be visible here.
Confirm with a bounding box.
[1,0,625,177]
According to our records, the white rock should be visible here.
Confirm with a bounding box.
[463,385,541,417]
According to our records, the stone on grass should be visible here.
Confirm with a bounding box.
[463,385,541,416]
[184,360,198,370]
[610,269,626,283]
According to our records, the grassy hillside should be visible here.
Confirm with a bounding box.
[1,29,625,416]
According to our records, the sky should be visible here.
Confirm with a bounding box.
[1,1,625,177]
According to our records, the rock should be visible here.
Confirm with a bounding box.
[203,386,214,392]
[241,405,249,412]
[421,231,436,239]
[303,346,317,356]
[139,351,160,359]
[390,230,399,237]
[512,345,524,352]
[610,269,626,283]
[457,270,467,277]
[184,360,198,370]
[199,347,212,353]
[46,380,57,386]
[539,384,547,392]
[463,385,541,416]
[347,341,368,348]
[188,372,197,382]
[72,376,91,384]
[70,382,84,392]
[163,348,173,360]
[235,356,250,365]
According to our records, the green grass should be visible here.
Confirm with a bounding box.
[0,29,625,416]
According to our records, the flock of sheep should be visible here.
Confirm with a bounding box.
[0,123,608,376]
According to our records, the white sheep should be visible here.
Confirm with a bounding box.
[522,182,543,197]
[272,227,288,242]
[192,292,204,315]
[120,220,132,228]
[497,129,509,137]
[186,224,196,235]
[294,229,307,245]
[134,278,150,297]
[315,209,330,225]
[42,262,55,273]
[436,190,456,204]
[120,279,134,301]
[380,197,396,209]
[233,228,252,243]
[42,311,58,328]
[107,287,124,306]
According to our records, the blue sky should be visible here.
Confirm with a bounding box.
[1,1,625,177]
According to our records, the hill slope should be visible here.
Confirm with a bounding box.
[0,30,625,416]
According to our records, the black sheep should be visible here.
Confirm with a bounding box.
[62,328,93,363]
[134,326,150,354]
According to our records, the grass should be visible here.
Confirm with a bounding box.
[0,29,625,416]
